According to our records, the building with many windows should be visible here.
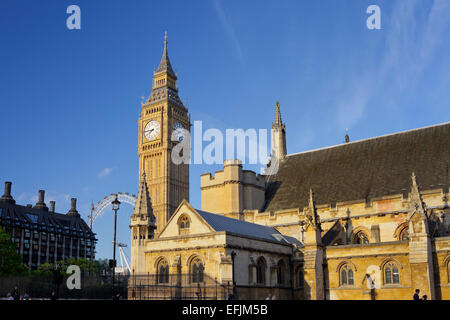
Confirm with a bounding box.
[0,181,96,270]
[129,34,450,300]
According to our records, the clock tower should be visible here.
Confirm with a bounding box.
[137,32,190,236]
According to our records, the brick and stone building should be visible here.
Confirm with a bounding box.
[129,34,450,300]
[0,182,96,270]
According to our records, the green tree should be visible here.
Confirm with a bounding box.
[0,227,27,275]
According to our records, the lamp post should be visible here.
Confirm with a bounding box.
[111,194,121,298]
[231,251,237,299]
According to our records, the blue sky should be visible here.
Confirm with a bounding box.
[1,0,449,260]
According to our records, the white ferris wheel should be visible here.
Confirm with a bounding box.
[88,192,137,275]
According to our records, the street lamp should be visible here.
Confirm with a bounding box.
[111,194,121,298]
[231,251,237,299]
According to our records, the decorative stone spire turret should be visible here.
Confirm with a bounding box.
[407,172,427,221]
[406,172,436,300]
[133,171,155,221]
[275,101,283,127]
[302,188,324,300]
[271,101,287,161]
[305,188,322,231]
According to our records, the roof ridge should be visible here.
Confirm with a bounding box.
[287,121,450,158]
[197,209,279,231]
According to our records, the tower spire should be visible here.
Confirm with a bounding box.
[271,100,287,161]
[133,170,154,219]
[275,101,282,126]
[155,31,176,78]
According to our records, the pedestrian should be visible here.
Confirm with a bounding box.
[12,287,19,300]
[422,295,428,300]
[50,291,57,301]
[6,293,13,300]
[228,293,233,300]
[413,289,420,300]
[265,293,272,300]
[23,293,30,300]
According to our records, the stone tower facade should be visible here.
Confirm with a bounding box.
[137,32,190,236]
[271,101,287,162]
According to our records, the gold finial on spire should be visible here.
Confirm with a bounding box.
[164,31,168,46]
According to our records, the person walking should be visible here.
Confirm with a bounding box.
[50,291,57,301]
[413,289,420,300]
[422,295,428,300]
[12,287,19,300]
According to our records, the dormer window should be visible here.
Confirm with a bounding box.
[178,215,190,235]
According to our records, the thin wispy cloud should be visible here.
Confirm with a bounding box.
[334,0,450,129]
[97,167,114,178]
[213,0,244,64]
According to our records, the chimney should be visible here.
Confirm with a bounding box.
[33,190,49,211]
[67,198,80,217]
[49,201,55,213]
[0,181,15,204]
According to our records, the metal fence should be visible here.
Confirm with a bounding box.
[0,274,129,300]
[128,273,233,300]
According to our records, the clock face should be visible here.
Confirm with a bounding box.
[144,120,160,141]
[173,122,185,142]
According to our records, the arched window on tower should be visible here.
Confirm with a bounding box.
[384,262,400,285]
[157,259,169,284]
[256,257,266,285]
[191,257,204,283]
[340,264,354,286]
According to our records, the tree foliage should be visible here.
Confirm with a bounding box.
[0,227,27,275]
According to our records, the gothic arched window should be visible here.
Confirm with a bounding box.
[399,226,409,241]
[295,266,304,288]
[277,260,285,286]
[191,258,204,283]
[157,259,169,284]
[340,264,354,286]
[256,257,266,285]
[354,231,369,244]
[178,215,190,235]
[447,260,450,283]
[384,262,400,285]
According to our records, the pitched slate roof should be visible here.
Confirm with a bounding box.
[0,202,95,239]
[196,209,294,244]
[263,122,450,212]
